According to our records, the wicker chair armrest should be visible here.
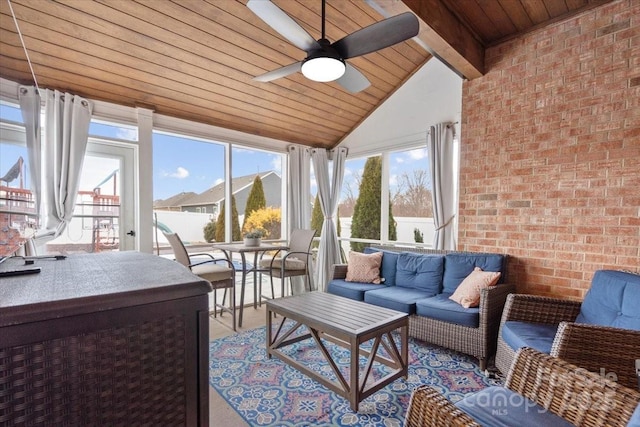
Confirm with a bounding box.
[552,321,640,390]
[505,348,640,426]
[404,386,480,427]
[331,264,348,280]
[479,283,516,323]
[500,294,582,325]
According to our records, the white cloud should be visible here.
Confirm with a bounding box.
[116,128,138,141]
[408,148,427,160]
[395,157,405,164]
[166,167,189,179]
[271,156,282,173]
[390,174,398,186]
[214,178,224,185]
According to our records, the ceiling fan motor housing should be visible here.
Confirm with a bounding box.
[301,38,346,82]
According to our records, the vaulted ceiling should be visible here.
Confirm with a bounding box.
[0,0,610,149]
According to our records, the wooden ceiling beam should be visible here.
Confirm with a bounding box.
[370,0,485,80]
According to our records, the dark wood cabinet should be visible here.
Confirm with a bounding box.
[0,251,212,426]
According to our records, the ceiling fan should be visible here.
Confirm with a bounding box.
[247,0,419,93]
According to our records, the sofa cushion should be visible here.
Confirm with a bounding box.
[415,294,480,328]
[395,252,444,294]
[442,253,505,294]
[501,321,558,354]
[345,251,383,284]
[575,270,640,330]
[449,267,501,308]
[455,386,574,427]
[327,279,387,301]
[364,247,399,287]
[364,286,435,314]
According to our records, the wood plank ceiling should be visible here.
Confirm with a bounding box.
[0,0,610,150]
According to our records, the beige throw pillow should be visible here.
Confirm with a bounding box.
[449,267,501,308]
[346,251,384,284]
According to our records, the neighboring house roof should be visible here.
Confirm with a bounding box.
[176,171,279,208]
[153,191,197,208]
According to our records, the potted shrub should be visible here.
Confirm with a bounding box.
[243,229,264,247]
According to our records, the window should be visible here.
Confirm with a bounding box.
[232,147,285,241]
[152,131,224,248]
[390,147,434,245]
[0,103,34,248]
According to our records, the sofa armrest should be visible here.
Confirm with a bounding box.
[552,321,640,390]
[404,386,480,427]
[500,293,582,325]
[505,348,640,426]
[331,264,348,280]
[479,283,516,326]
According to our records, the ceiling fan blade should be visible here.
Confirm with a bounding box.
[332,12,419,59]
[336,63,370,93]
[247,0,320,52]
[253,62,302,82]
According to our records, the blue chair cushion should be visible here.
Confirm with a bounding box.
[364,286,435,314]
[501,321,558,354]
[455,387,574,427]
[415,294,480,328]
[364,247,399,287]
[442,253,505,294]
[327,279,387,302]
[628,404,640,427]
[395,252,444,294]
[576,270,640,330]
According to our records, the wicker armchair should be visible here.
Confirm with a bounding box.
[331,246,514,370]
[405,347,640,427]
[495,293,640,390]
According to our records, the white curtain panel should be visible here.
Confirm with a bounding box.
[428,122,457,250]
[19,86,92,240]
[287,144,313,292]
[18,86,42,221]
[311,147,347,291]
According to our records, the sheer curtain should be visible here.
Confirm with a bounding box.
[19,86,93,240]
[287,144,313,292]
[427,122,457,250]
[311,147,347,291]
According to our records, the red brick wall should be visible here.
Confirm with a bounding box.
[459,0,639,299]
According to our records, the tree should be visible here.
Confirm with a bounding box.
[215,195,241,242]
[242,175,266,232]
[310,194,324,248]
[244,207,281,239]
[392,170,433,217]
[413,227,424,243]
[203,219,216,242]
[350,156,397,253]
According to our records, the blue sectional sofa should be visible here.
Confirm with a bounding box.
[495,269,640,390]
[328,246,512,370]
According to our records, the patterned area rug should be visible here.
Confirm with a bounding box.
[209,324,500,426]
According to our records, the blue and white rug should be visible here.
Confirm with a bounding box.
[209,324,500,426]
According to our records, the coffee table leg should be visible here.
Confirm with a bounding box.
[402,323,408,378]
[266,306,272,359]
[350,337,359,412]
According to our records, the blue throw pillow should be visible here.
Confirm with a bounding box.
[442,253,505,294]
[395,252,444,294]
[364,247,399,286]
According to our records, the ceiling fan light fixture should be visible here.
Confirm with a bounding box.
[301,54,345,82]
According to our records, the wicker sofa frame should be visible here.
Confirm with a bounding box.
[495,292,640,390]
[331,246,514,370]
[404,347,640,427]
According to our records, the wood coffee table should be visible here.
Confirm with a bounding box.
[266,291,408,411]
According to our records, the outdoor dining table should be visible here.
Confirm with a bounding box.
[211,241,289,327]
